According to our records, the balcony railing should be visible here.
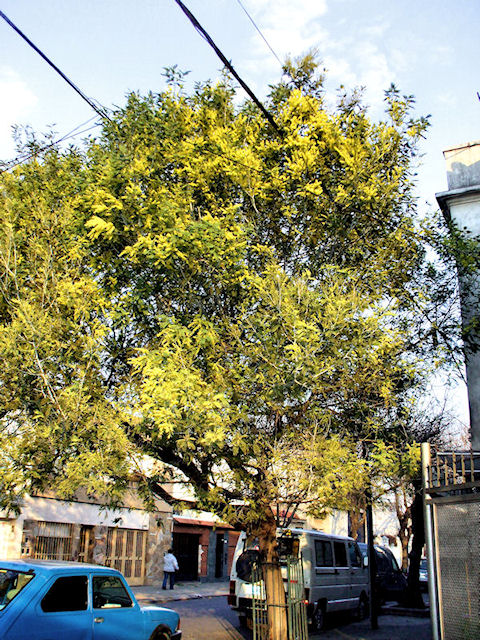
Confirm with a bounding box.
[426,451,480,490]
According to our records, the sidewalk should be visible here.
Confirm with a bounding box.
[132,580,229,605]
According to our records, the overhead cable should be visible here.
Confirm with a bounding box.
[172,0,280,133]
[0,10,111,122]
[0,119,101,173]
[235,0,283,68]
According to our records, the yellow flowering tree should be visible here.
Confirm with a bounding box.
[1,58,436,637]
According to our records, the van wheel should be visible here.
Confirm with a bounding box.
[357,594,369,620]
[312,603,325,631]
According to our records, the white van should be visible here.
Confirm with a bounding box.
[228,528,369,630]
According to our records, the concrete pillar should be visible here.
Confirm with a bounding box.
[207,529,216,580]
[436,141,480,449]
[145,512,171,585]
[71,523,81,561]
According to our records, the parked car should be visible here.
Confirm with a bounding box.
[419,557,428,591]
[229,528,369,631]
[357,543,407,604]
[0,559,181,640]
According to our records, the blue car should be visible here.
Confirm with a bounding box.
[0,560,181,640]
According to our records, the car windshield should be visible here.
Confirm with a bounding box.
[0,569,35,610]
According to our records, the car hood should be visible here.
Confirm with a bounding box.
[141,605,179,624]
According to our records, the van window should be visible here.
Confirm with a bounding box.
[389,552,401,572]
[315,540,333,567]
[348,542,362,568]
[333,541,348,568]
[375,550,390,572]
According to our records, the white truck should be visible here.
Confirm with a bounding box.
[227,528,369,631]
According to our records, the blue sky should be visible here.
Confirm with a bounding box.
[1,0,478,432]
[1,0,478,203]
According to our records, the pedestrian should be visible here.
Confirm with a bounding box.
[162,548,179,590]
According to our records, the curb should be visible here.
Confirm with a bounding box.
[135,592,228,605]
[381,605,430,618]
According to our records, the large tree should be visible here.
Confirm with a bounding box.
[1,58,440,637]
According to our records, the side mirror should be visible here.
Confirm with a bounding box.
[363,556,369,568]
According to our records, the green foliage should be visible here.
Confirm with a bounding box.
[0,149,131,511]
[0,57,443,534]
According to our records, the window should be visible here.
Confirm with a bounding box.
[0,569,34,610]
[315,540,333,567]
[41,576,88,612]
[333,542,348,568]
[93,575,133,609]
[389,553,401,572]
[348,542,362,568]
[30,522,74,562]
[375,550,390,572]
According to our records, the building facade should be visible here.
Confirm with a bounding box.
[0,491,241,585]
[436,140,480,448]
[172,514,240,582]
[0,491,173,586]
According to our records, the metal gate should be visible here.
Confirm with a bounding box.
[251,558,308,640]
[30,521,74,561]
[423,445,480,640]
[105,527,147,585]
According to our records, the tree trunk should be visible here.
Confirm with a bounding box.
[394,490,411,572]
[398,529,410,573]
[349,508,366,541]
[257,514,288,640]
[404,483,425,608]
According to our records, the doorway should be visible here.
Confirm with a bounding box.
[173,532,200,581]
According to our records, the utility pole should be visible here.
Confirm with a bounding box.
[366,496,378,630]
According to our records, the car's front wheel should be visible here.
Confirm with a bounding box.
[150,627,171,640]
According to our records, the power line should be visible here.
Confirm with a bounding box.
[172,0,280,134]
[0,10,111,122]
[0,119,101,173]
[235,0,283,68]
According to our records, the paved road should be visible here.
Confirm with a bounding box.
[171,596,249,640]
[311,613,432,640]
[169,596,432,640]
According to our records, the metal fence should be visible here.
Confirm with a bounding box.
[21,520,147,586]
[251,558,308,640]
[30,521,74,561]
[423,445,480,640]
